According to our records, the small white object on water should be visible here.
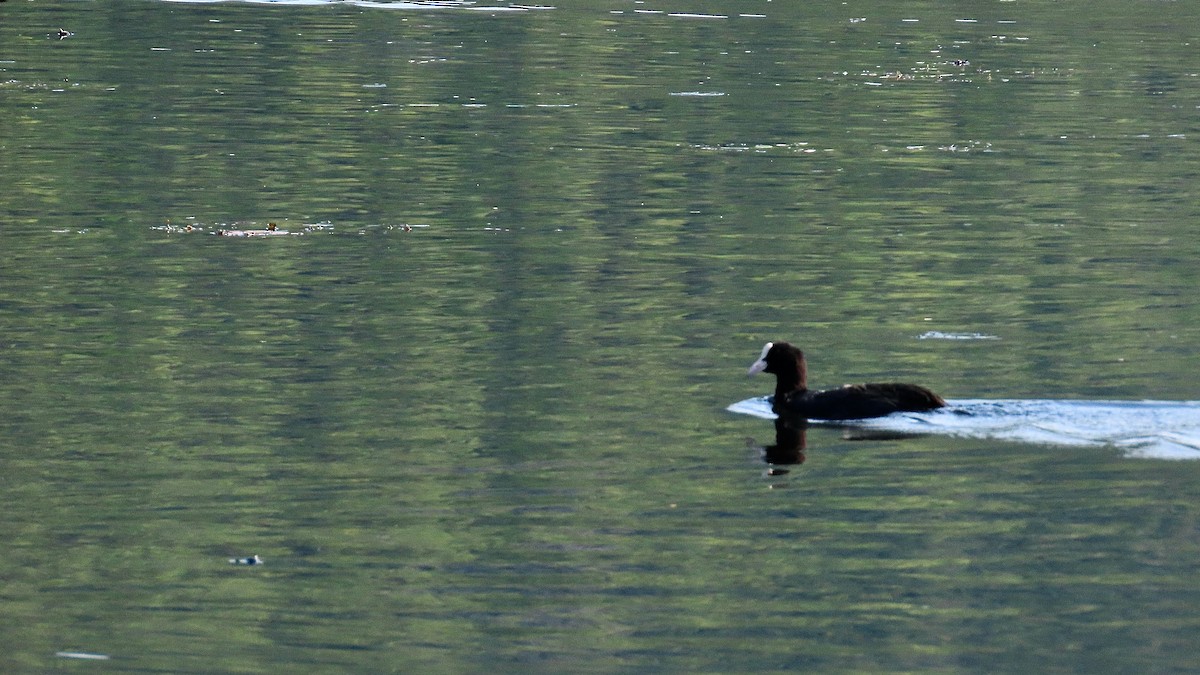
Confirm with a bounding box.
[917,331,1000,340]
[56,652,110,660]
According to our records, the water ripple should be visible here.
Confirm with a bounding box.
[160,0,552,9]
[728,397,1200,460]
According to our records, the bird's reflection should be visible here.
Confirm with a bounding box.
[749,415,809,469]
[748,411,930,474]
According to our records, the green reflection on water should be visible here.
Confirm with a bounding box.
[2,0,1200,671]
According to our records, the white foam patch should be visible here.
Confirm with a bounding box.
[727,397,1200,460]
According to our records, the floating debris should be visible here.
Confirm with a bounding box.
[229,555,263,565]
[154,221,203,233]
[217,223,295,237]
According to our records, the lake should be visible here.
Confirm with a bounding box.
[2,0,1200,671]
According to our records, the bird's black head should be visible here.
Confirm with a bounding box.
[747,341,808,395]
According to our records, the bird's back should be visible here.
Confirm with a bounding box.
[777,382,945,420]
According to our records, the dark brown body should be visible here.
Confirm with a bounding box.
[750,342,946,420]
[775,381,945,419]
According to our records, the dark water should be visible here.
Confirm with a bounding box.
[3,0,1200,671]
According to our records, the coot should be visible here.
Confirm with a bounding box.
[748,341,945,419]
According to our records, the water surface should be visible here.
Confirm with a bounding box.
[3,0,1200,671]
[729,396,1200,459]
